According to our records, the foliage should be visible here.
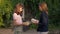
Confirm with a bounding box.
[0,0,12,27]
[0,0,25,27]
[0,0,60,30]
[24,0,60,29]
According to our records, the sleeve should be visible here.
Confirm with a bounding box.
[39,13,43,23]
[13,13,17,20]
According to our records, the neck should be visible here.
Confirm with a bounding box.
[15,12,20,15]
[42,11,48,15]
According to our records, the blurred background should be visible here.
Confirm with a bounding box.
[0,0,60,34]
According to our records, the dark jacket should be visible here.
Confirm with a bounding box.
[37,11,48,32]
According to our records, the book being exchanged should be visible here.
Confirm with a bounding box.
[31,18,39,24]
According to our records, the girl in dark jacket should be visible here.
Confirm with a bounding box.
[37,2,48,34]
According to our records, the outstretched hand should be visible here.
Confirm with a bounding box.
[31,18,39,24]
[23,21,31,26]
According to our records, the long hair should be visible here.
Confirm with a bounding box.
[14,3,23,16]
[39,2,48,12]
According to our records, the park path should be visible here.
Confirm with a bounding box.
[0,28,60,34]
[0,28,38,34]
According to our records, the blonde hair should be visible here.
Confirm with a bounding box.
[14,3,23,13]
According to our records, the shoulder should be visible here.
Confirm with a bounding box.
[13,13,17,15]
[13,13,18,17]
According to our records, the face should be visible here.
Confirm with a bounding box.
[20,7,23,11]
[16,6,23,13]
[39,6,43,11]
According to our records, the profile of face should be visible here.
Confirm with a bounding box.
[39,6,43,11]
[20,7,23,11]
[16,6,23,13]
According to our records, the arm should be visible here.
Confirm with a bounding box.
[13,19,23,26]
[13,13,30,26]
[31,18,39,25]
[13,18,29,26]
[13,13,23,26]
[22,21,30,26]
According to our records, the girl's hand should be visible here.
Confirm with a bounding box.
[31,18,39,24]
[33,20,39,25]
[23,21,30,26]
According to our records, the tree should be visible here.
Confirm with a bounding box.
[0,0,12,27]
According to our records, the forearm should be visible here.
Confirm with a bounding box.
[22,22,30,26]
[22,23,27,26]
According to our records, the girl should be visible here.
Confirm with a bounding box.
[37,2,48,34]
[13,3,28,34]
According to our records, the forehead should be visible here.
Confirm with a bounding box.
[16,4,23,7]
[16,6,23,9]
[19,6,23,8]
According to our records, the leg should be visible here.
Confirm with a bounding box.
[38,32,41,34]
[14,31,22,34]
[38,32,48,34]
[14,31,17,34]
[17,31,22,34]
[40,32,48,34]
